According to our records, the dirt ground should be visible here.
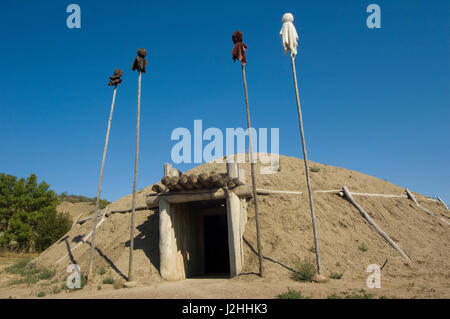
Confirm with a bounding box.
[0,154,448,299]
[0,256,446,299]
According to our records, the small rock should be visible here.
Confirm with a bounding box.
[122,281,138,288]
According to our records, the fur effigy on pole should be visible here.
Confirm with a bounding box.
[87,68,123,279]
[280,13,323,277]
[128,48,148,282]
[232,30,264,277]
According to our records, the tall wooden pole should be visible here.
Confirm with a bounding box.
[241,65,264,277]
[290,55,322,275]
[87,85,117,279]
[128,71,141,281]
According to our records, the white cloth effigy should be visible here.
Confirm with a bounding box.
[280,13,299,57]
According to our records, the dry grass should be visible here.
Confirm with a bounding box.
[0,249,38,259]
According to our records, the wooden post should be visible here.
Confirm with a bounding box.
[164,163,172,177]
[227,161,245,186]
[128,71,142,282]
[343,186,411,260]
[241,65,264,277]
[290,55,322,275]
[87,85,117,279]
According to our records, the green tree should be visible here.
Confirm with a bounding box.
[0,173,71,251]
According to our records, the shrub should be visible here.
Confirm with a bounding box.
[38,268,56,280]
[103,277,114,285]
[328,293,342,299]
[310,167,320,173]
[99,267,106,275]
[330,272,343,280]
[36,291,46,298]
[292,257,316,282]
[4,258,31,275]
[359,243,368,252]
[52,286,61,294]
[278,288,309,299]
[345,290,374,299]
[6,259,56,286]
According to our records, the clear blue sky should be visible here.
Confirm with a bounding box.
[0,0,448,203]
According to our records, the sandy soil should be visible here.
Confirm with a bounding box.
[1,154,448,299]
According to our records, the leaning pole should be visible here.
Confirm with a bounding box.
[87,69,123,279]
[280,13,322,276]
[232,30,264,277]
[128,48,148,282]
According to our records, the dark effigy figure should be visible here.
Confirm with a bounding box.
[131,48,149,73]
[108,68,123,86]
[232,31,247,66]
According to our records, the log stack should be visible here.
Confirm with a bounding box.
[153,173,243,193]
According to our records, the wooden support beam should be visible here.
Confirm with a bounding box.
[405,189,419,205]
[437,196,449,211]
[146,186,253,208]
[342,186,411,261]
[110,206,148,215]
[406,189,449,225]
[255,188,301,195]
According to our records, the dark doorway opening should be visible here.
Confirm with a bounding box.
[177,199,230,278]
[204,214,230,275]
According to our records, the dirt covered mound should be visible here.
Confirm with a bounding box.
[34,154,450,287]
